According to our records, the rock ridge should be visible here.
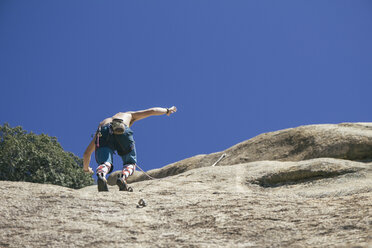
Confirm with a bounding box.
[109,122,372,185]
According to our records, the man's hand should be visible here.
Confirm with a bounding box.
[83,167,94,174]
[166,106,177,116]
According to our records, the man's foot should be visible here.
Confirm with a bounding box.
[97,174,108,192]
[116,176,133,192]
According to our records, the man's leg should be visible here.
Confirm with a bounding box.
[96,162,112,178]
[121,164,136,179]
[117,147,137,191]
[117,164,136,191]
[95,147,114,192]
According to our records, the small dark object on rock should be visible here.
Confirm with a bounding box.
[136,198,147,208]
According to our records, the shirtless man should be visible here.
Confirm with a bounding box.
[83,106,177,191]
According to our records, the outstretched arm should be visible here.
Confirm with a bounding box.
[83,137,95,174]
[130,106,177,125]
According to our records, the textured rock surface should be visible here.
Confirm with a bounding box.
[109,122,372,184]
[0,158,371,247]
[1,123,371,247]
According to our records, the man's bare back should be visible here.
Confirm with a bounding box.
[99,112,133,128]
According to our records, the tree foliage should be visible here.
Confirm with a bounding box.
[0,123,93,189]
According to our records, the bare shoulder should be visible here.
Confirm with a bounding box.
[112,112,133,119]
[99,117,112,127]
[112,112,133,126]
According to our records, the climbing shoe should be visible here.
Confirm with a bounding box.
[97,173,108,192]
[116,176,133,192]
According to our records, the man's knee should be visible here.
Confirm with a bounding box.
[122,164,136,178]
[96,162,112,176]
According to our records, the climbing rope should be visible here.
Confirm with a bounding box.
[133,154,228,205]
[136,153,227,181]
[135,163,160,180]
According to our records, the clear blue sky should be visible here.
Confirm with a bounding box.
[1,0,371,172]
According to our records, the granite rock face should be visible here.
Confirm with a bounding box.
[0,123,371,247]
[109,122,372,184]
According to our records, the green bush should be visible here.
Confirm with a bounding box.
[0,123,93,189]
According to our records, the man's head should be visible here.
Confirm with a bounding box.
[112,118,125,135]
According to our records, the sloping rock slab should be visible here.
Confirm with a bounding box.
[112,122,372,183]
[0,158,371,247]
